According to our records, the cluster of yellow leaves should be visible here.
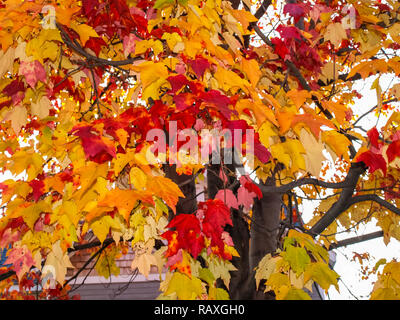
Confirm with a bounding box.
[255,230,339,300]
[371,261,400,300]
[159,251,235,300]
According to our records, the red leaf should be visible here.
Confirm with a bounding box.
[167,74,189,94]
[356,150,387,175]
[215,189,239,209]
[237,186,257,210]
[164,214,204,258]
[271,37,289,60]
[386,140,400,163]
[254,142,271,163]
[71,125,116,163]
[84,37,107,56]
[277,25,302,40]
[200,199,232,257]
[28,179,45,202]
[173,92,195,111]
[240,175,262,199]
[283,3,305,21]
[2,79,25,104]
[367,127,381,149]
[188,57,210,78]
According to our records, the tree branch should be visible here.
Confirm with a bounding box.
[329,231,384,250]
[258,176,357,194]
[347,194,400,216]
[56,22,142,68]
[309,162,367,236]
[63,238,114,288]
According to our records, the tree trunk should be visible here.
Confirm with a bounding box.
[163,164,197,217]
[249,177,282,299]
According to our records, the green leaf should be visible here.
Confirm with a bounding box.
[374,258,387,271]
[304,262,340,292]
[199,268,215,286]
[154,0,174,9]
[283,245,311,276]
[209,287,230,300]
[165,272,203,300]
[283,287,312,300]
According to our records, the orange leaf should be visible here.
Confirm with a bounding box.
[147,176,184,214]
[98,189,154,222]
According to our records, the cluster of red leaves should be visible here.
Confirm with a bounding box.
[356,128,400,199]
[162,199,233,272]
[81,0,149,39]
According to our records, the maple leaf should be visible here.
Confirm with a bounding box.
[97,189,154,222]
[304,262,339,292]
[164,272,203,300]
[165,248,192,276]
[71,125,116,163]
[283,3,305,21]
[5,245,35,280]
[187,57,210,78]
[200,199,233,258]
[147,176,184,214]
[28,179,45,202]
[19,60,46,88]
[165,214,204,258]
[324,23,348,47]
[167,74,189,94]
[386,140,400,163]
[356,150,387,175]
[215,189,238,209]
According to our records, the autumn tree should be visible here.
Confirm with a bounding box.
[1,0,400,300]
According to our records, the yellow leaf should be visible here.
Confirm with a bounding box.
[304,261,340,292]
[324,22,347,47]
[270,139,306,173]
[214,66,248,93]
[90,215,120,243]
[299,128,326,177]
[165,272,203,300]
[162,33,183,53]
[258,120,278,148]
[321,130,351,161]
[0,47,15,78]
[131,240,158,277]
[129,167,147,190]
[31,95,51,119]
[4,105,27,135]
[281,287,311,300]
[131,61,169,89]
[42,240,74,285]
[371,76,382,111]
[20,201,51,230]
[70,22,99,46]
[25,29,62,63]
[255,253,280,289]
[135,39,164,56]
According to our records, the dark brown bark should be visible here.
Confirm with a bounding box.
[163,164,198,217]
[248,177,282,299]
